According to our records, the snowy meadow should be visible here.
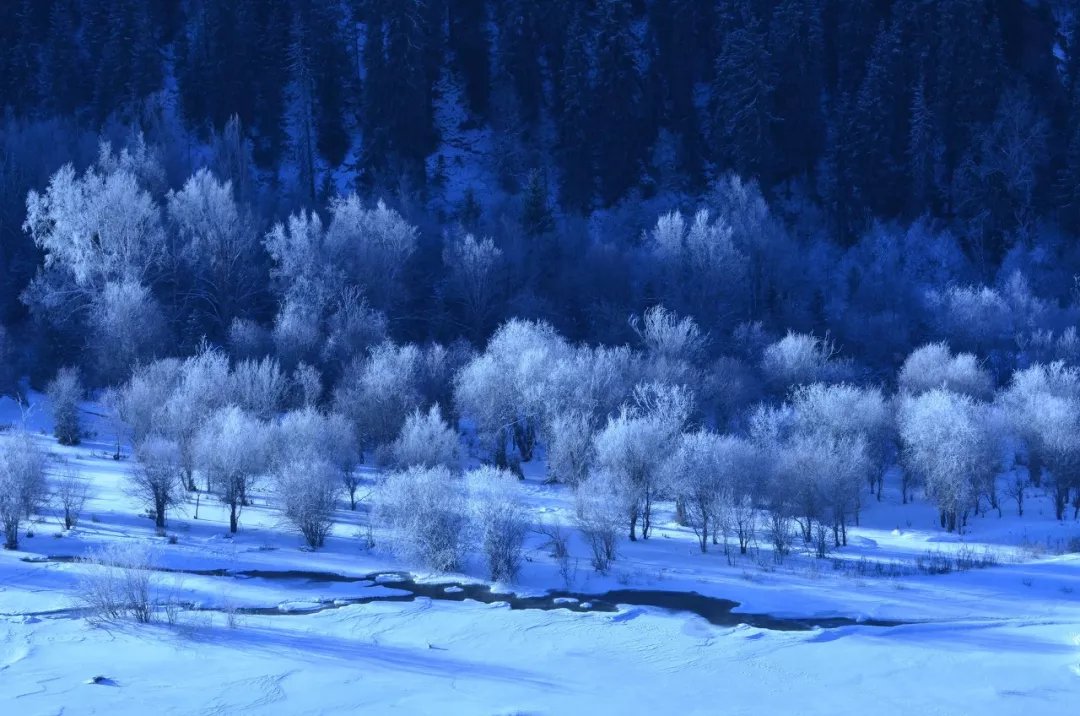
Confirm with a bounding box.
[1,350,1079,715]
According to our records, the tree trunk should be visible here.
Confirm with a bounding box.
[229,503,239,533]
[1054,485,1068,521]
[1028,451,1042,488]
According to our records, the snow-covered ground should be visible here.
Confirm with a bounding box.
[1,393,1079,714]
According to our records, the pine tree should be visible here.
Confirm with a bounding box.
[556,9,593,212]
[768,0,825,178]
[521,169,554,237]
[496,0,543,121]
[849,19,905,217]
[711,18,776,181]
[592,0,647,204]
[908,74,943,215]
[40,0,84,116]
[286,13,317,204]
[450,0,491,115]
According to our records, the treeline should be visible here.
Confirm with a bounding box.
[8,140,1080,394]
[2,2,1080,342]
[5,308,1077,578]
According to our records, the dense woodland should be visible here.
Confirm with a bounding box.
[2,2,1080,566]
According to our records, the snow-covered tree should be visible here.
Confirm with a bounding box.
[325,196,418,315]
[23,158,165,290]
[790,383,891,500]
[898,342,994,400]
[454,319,570,463]
[898,389,1001,532]
[53,462,88,530]
[630,305,707,396]
[131,436,184,529]
[644,208,749,328]
[87,279,166,384]
[195,406,268,533]
[46,366,83,446]
[275,407,360,509]
[1000,362,1080,519]
[118,358,182,445]
[761,332,842,393]
[375,465,468,571]
[574,470,622,573]
[230,356,288,420]
[443,232,503,340]
[467,466,528,581]
[630,305,708,363]
[665,431,760,553]
[291,362,323,408]
[161,347,232,489]
[333,341,422,456]
[166,168,262,339]
[321,287,388,377]
[774,431,870,553]
[0,432,46,549]
[592,383,692,541]
[274,458,339,548]
[389,405,459,471]
[546,411,595,486]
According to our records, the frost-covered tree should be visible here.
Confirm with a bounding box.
[546,411,596,486]
[291,362,323,408]
[0,432,46,549]
[665,431,759,553]
[46,366,83,446]
[87,279,166,383]
[375,465,468,571]
[166,168,262,339]
[274,458,339,548]
[324,196,418,315]
[22,147,168,372]
[644,208,749,328]
[898,389,1001,532]
[467,466,528,581]
[333,341,422,457]
[1000,362,1080,519]
[454,319,570,463]
[774,431,870,553]
[131,436,184,529]
[53,463,88,530]
[389,405,459,471]
[898,342,994,400]
[160,347,232,489]
[592,383,692,541]
[195,406,268,533]
[23,156,165,290]
[118,358,182,445]
[791,383,891,501]
[544,345,641,433]
[275,407,360,509]
[761,332,842,393]
[321,288,388,378]
[630,306,706,396]
[230,356,288,420]
[630,305,708,363]
[443,232,503,340]
[574,470,622,573]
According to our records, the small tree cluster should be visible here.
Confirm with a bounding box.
[0,432,46,549]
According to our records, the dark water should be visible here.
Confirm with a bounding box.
[20,556,906,631]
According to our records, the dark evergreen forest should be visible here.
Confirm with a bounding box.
[1,0,1078,393]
